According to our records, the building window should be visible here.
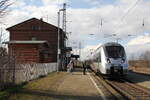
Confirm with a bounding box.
[31,26,41,30]
[31,37,37,40]
[44,53,50,58]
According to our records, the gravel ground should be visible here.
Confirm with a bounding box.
[125,71,150,89]
[7,69,104,100]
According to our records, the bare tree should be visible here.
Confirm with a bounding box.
[0,46,7,56]
[130,53,135,61]
[0,0,14,89]
[0,0,12,18]
[143,51,150,68]
[0,0,11,57]
[143,51,150,60]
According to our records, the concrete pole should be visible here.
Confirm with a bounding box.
[57,11,60,72]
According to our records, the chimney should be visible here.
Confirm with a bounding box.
[40,18,43,21]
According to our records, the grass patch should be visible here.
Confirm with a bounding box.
[0,91,9,100]
[0,84,25,100]
[23,72,67,91]
[0,72,60,100]
[0,72,67,100]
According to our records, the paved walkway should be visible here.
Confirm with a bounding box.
[8,68,104,100]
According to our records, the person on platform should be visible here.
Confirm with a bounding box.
[67,60,74,74]
[83,62,87,75]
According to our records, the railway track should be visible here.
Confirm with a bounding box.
[105,78,150,100]
[91,69,150,100]
[89,70,126,100]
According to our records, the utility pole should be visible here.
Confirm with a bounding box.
[79,42,81,60]
[100,18,103,27]
[56,3,67,70]
[62,3,67,37]
[62,3,67,48]
[116,38,121,43]
[142,18,145,35]
[100,18,103,33]
[62,3,67,69]
[116,38,119,43]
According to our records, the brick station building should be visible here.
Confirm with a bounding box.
[6,18,66,64]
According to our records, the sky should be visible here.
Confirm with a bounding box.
[1,0,150,60]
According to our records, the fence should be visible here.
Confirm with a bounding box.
[15,63,57,83]
[0,55,57,90]
[0,56,14,89]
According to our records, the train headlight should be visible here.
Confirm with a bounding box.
[121,58,125,63]
[107,58,111,63]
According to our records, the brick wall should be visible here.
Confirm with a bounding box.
[9,44,39,63]
[7,18,65,63]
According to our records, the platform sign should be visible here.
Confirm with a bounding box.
[66,52,71,57]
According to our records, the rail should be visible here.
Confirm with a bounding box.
[105,79,150,100]
[91,69,150,100]
[89,70,126,100]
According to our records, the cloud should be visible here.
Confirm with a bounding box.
[3,3,59,27]
[10,0,26,8]
[124,34,150,59]
[84,0,101,5]
[125,44,150,60]
[67,0,150,42]
[127,34,150,45]
[41,0,68,5]
[4,0,150,39]
[1,0,150,60]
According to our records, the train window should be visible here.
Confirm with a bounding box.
[105,46,125,58]
[94,52,101,62]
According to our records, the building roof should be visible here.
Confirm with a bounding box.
[6,18,62,31]
[3,40,47,44]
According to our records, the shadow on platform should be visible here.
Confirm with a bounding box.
[19,89,116,100]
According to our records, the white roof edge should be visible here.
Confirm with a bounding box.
[3,40,47,44]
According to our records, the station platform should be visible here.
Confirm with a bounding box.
[8,68,105,100]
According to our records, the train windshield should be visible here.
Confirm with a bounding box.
[105,46,125,58]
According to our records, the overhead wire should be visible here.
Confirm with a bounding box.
[121,0,141,21]
[114,0,142,38]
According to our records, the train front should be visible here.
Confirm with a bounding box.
[104,43,128,76]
